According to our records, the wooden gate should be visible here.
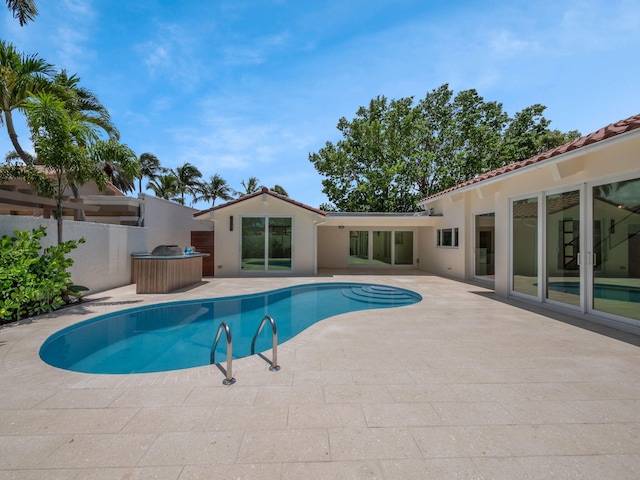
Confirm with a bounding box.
[190,231,215,276]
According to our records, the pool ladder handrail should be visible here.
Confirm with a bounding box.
[251,315,281,371]
[210,322,236,385]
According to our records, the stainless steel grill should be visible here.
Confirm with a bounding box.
[150,245,183,256]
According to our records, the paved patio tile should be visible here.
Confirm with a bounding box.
[138,431,243,466]
[0,408,138,434]
[237,428,330,463]
[323,384,394,404]
[328,427,422,461]
[206,404,289,430]
[288,404,367,428]
[379,458,482,479]
[120,406,213,433]
[410,425,514,458]
[36,388,126,409]
[361,402,442,427]
[75,466,183,480]
[183,385,258,407]
[0,469,82,480]
[0,435,72,469]
[108,386,194,408]
[38,433,157,468]
[180,463,282,479]
[282,460,383,479]
[254,385,324,405]
[2,274,640,477]
[430,400,518,425]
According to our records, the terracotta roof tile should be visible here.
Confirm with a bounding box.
[194,187,327,217]
[419,113,640,203]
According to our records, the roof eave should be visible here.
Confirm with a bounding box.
[418,126,640,207]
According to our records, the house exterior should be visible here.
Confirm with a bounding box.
[194,189,443,276]
[195,113,640,332]
[417,114,640,331]
[3,113,637,331]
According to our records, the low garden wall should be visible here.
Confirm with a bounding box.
[0,215,148,294]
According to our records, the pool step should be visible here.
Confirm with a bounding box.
[342,286,417,305]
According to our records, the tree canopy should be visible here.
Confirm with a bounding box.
[310,84,580,212]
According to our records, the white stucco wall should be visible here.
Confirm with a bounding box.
[418,129,640,299]
[317,216,435,270]
[0,195,209,293]
[317,226,348,268]
[419,197,467,279]
[0,215,146,293]
[139,194,213,252]
[202,193,323,277]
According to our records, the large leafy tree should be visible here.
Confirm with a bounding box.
[0,40,55,164]
[195,173,233,207]
[172,162,202,205]
[310,84,581,212]
[5,0,38,26]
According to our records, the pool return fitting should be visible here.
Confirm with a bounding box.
[210,315,281,385]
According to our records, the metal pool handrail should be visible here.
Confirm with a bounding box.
[211,322,236,385]
[251,315,281,372]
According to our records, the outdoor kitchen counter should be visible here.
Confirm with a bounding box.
[131,253,209,294]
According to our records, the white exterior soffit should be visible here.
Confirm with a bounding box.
[322,212,440,227]
[417,127,640,207]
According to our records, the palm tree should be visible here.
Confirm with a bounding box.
[0,40,55,164]
[272,184,288,196]
[6,0,38,26]
[172,162,202,205]
[195,174,233,207]
[91,139,139,193]
[52,70,119,141]
[238,176,260,196]
[138,152,161,193]
[23,92,107,243]
[146,174,179,202]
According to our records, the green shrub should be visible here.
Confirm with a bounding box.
[0,226,85,323]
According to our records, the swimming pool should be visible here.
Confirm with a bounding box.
[39,282,421,374]
[548,282,640,302]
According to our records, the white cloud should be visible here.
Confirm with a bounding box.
[220,31,291,66]
[134,22,204,89]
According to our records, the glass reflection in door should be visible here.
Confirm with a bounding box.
[592,177,640,320]
[512,197,538,297]
[545,190,581,306]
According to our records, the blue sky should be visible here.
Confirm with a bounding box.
[2,0,640,210]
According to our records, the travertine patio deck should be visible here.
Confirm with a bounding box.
[2,272,640,479]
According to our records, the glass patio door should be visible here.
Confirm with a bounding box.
[474,213,495,280]
[545,189,582,308]
[589,176,640,321]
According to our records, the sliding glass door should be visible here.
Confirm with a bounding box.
[349,230,414,266]
[512,197,539,297]
[545,190,582,307]
[242,217,292,272]
[474,213,495,280]
[511,175,640,323]
[590,177,640,320]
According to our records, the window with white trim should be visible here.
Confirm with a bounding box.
[437,228,459,247]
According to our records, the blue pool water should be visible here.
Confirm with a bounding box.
[548,282,640,302]
[40,282,421,374]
